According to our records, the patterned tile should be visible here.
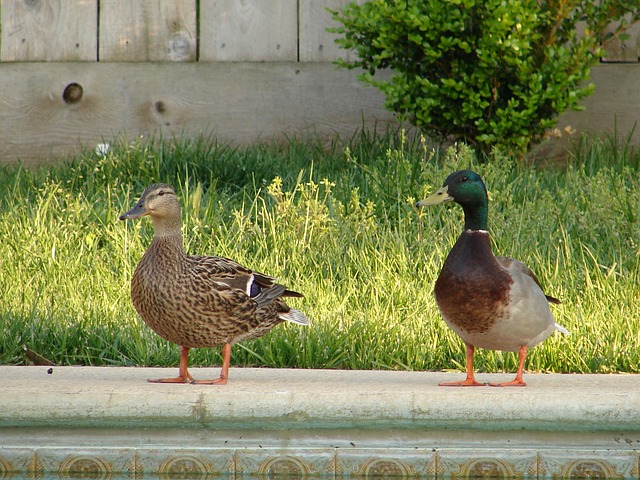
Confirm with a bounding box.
[538,450,638,479]
[4,441,638,479]
[235,447,336,477]
[135,447,235,477]
[335,448,437,478]
[0,447,35,474]
[33,447,135,477]
[436,448,538,479]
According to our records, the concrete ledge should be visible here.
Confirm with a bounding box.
[1,367,639,478]
[1,366,639,431]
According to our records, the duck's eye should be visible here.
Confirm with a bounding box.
[461,176,468,183]
[158,190,165,196]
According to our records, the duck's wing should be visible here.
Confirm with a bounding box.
[496,256,561,305]
[189,255,301,308]
[497,256,568,338]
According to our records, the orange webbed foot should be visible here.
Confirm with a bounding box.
[148,346,196,384]
[439,378,486,387]
[440,343,486,386]
[147,375,193,384]
[489,346,528,387]
[489,379,527,387]
[191,375,228,386]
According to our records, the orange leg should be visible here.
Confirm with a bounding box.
[439,343,485,387]
[490,345,528,387]
[193,343,232,385]
[148,346,194,383]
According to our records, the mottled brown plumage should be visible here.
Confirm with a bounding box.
[120,183,308,385]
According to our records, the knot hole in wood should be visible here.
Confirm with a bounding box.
[63,83,83,104]
[155,101,167,114]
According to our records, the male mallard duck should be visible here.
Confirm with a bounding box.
[119,183,308,385]
[416,170,568,387]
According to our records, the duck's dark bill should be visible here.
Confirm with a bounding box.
[119,202,147,220]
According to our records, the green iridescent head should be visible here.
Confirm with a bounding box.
[416,170,489,231]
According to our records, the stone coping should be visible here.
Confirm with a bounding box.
[1,366,638,432]
[1,367,639,477]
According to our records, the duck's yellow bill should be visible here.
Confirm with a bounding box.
[415,185,453,207]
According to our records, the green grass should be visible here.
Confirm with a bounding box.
[0,130,638,374]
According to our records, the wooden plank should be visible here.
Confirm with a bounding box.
[0,0,97,61]
[0,62,394,165]
[299,0,363,62]
[99,0,196,62]
[602,20,640,63]
[199,0,297,61]
[556,64,640,140]
[1,63,638,166]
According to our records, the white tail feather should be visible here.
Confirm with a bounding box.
[279,309,309,326]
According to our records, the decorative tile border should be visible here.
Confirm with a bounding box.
[136,448,235,477]
[539,450,639,479]
[235,448,335,477]
[336,448,437,478]
[0,446,638,478]
[436,448,539,479]
[0,448,35,475]
[34,447,135,478]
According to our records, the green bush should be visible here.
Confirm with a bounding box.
[331,0,640,157]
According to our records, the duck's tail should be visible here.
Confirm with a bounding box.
[283,289,304,298]
[555,323,570,335]
[546,294,561,304]
[279,309,309,326]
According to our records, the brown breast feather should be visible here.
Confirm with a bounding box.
[434,231,513,334]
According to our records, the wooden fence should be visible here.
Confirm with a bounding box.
[0,0,638,165]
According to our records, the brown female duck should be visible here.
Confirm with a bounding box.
[119,183,308,385]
